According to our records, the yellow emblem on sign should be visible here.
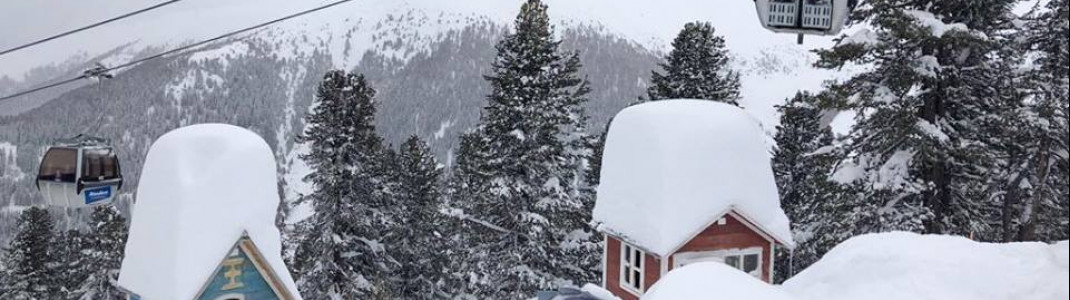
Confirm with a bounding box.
[221,257,246,290]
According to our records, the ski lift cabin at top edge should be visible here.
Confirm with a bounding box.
[754,0,858,43]
[36,135,123,208]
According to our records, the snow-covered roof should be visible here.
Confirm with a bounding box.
[593,100,794,256]
[784,232,1069,300]
[644,262,795,300]
[118,124,300,300]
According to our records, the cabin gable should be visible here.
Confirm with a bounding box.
[193,237,297,300]
[602,212,780,300]
[669,213,775,282]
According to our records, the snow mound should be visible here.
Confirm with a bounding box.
[784,232,1069,300]
[580,284,621,300]
[594,100,793,256]
[643,262,795,300]
[118,124,299,300]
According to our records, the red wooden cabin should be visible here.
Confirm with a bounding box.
[593,100,796,300]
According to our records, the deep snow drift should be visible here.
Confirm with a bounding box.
[118,124,299,300]
[643,262,795,300]
[594,100,794,256]
[629,232,1067,300]
[783,232,1069,300]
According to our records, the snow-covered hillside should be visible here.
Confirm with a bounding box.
[0,0,855,244]
[1,0,849,127]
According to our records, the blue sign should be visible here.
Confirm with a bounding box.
[84,186,112,205]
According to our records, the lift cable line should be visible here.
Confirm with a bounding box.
[0,0,184,57]
[0,0,356,102]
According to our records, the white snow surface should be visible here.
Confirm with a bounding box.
[784,232,1070,300]
[594,100,794,256]
[643,262,795,300]
[118,124,300,300]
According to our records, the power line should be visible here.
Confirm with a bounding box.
[0,0,184,57]
[0,0,355,102]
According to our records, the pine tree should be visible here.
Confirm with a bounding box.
[390,135,450,299]
[816,0,1019,236]
[69,207,128,300]
[1008,0,1070,241]
[771,92,838,282]
[0,207,59,299]
[452,0,598,297]
[54,230,88,298]
[647,22,741,105]
[292,70,394,299]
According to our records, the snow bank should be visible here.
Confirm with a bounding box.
[784,232,1069,300]
[643,262,795,300]
[581,284,621,300]
[118,124,300,300]
[594,100,793,256]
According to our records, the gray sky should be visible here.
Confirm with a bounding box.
[0,0,321,79]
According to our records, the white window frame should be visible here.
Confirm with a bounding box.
[673,247,763,279]
[619,243,645,295]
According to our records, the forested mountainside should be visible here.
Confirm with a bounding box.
[0,21,669,245]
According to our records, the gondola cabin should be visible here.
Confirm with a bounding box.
[754,0,855,42]
[36,140,122,208]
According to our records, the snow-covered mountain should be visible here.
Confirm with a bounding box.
[0,0,853,244]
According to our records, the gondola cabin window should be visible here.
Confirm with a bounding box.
[82,148,120,181]
[39,148,78,182]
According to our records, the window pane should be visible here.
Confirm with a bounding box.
[624,246,631,264]
[633,251,642,268]
[39,148,78,182]
[744,254,760,273]
[632,271,641,289]
[724,256,741,269]
[83,148,119,180]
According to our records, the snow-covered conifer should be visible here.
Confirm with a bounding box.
[292,70,394,299]
[816,0,1019,236]
[0,207,58,299]
[390,135,451,299]
[451,0,598,297]
[647,22,741,105]
[69,206,128,300]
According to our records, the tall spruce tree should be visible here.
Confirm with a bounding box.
[1010,0,1070,241]
[816,0,1019,236]
[54,230,87,298]
[771,92,838,281]
[451,0,598,297]
[292,70,394,299]
[69,207,128,300]
[390,135,450,299]
[0,207,59,299]
[647,22,741,105]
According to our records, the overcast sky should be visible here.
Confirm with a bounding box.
[0,0,326,78]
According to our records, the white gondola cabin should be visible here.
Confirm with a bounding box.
[754,0,855,43]
[36,136,122,208]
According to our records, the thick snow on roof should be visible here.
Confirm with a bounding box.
[594,100,793,256]
[784,232,1069,300]
[644,262,795,300]
[118,124,299,300]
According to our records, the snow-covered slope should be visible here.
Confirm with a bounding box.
[643,262,795,300]
[783,232,1069,300]
[1,0,847,127]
